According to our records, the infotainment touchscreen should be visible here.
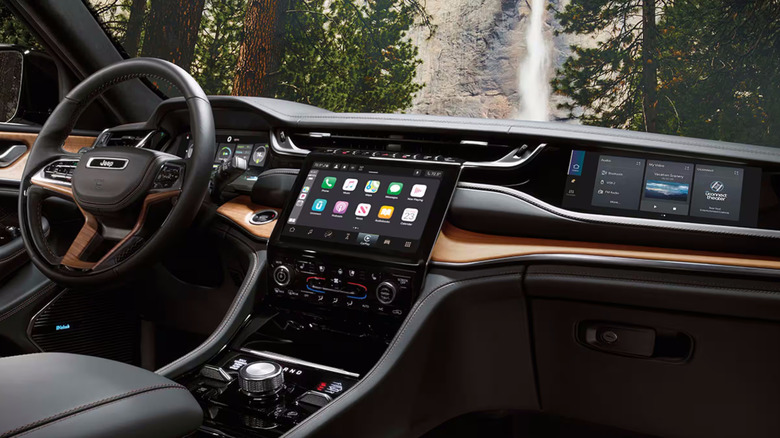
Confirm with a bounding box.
[273,153,461,264]
[561,150,761,227]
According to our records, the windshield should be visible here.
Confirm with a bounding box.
[85,0,778,147]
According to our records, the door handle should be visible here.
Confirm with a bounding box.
[0,144,27,167]
[577,321,693,362]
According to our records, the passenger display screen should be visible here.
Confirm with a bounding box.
[274,154,461,263]
[562,150,760,227]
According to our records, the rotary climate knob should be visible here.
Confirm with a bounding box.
[272,265,292,287]
[238,361,285,396]
[376,281,397,305]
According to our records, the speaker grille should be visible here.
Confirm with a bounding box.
[29,288,139,365]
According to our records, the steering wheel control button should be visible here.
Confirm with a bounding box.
[376,281,397,305]
[273,265,292,287]
[153,164,182,189]
[239,361,285,396]
[249,209,278,225]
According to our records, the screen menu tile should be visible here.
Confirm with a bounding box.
[590,155,646,210]
[689,164,743,221]
[639,160,694,216]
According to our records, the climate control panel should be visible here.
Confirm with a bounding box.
[268,250,418,319]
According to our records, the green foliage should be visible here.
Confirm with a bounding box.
[275,0,424,113]
[192,0,247,94]
[0,3,42,49]
[84,0,424,113]
[553,0,780,146]
[551,0,648,131]
[659,0,779,146]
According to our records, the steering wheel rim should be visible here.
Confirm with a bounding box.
[18,58,215,287]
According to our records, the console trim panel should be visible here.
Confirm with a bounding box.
[240,348,360,378]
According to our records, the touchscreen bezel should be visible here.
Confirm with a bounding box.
[270,153,462,266]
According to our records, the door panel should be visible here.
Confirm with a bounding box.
[0,129,94,355]
[0,131,94,183]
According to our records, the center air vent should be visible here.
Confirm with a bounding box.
[279,129,539,166]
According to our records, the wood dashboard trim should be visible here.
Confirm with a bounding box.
[216,195,279,239]
[432,223,780,270]
[214,198,780,270]
[0,132,95,182]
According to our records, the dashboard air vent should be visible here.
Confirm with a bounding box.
[284,129,523,163]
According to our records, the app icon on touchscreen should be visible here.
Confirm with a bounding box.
[333,201,349,214]
[355,203,371,217]
[312,199,327,212]
[364,180,380,193]
[387,182,403,195]
[343,178,358,191]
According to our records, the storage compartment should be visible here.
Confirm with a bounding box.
[532,299,780,438]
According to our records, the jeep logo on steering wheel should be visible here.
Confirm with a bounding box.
[86,157,129,170]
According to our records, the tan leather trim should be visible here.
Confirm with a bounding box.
[213,202,780,270]
[0,132,95,182]
[216,195,279,239]
[431,223,780,270]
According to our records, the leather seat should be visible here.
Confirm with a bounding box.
[0,352,202,438]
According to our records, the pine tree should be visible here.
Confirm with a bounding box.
[122,0,146,56]
[141,0,207,71]
[271,0,424,113]
[193,0,247,94]
[552,0,661,132]
[660,0,780,146]
[232,0,285,96]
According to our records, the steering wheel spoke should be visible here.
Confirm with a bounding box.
[60,188,180,271]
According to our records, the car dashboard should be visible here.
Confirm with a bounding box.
[71,96,780,438]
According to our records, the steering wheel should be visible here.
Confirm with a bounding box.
[18,58,215,287]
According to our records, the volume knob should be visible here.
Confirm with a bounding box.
[238,361,285,396]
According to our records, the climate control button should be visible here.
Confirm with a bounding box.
[376,281,397,305]
[273,265,293,287]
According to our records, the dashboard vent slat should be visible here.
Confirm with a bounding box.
[285,129,524,163]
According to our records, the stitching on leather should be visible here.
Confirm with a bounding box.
[0,384,185,438]
[0,283,57,324]
[62,73,180,136]
[9,386,192,438]
[529,271,780,296]
[457,183,780,240]
[0,246,26,264]
[155,246,261,376]
[283,270,523,437]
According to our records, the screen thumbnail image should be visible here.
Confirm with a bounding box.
[643,180,690,202]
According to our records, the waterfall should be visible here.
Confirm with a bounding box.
[518,0,550,121]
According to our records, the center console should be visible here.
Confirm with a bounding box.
[184,152,462,437]
[267,152,461,323]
